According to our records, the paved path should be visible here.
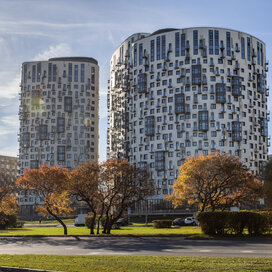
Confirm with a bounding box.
[0,237,271,257]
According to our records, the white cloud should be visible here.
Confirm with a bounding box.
[33,43,72,61]
[0,74,20,99]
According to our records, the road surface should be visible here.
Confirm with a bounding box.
[0,236,271,257]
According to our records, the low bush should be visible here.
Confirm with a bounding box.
[0,213,18,229]
[198,211,270,235]
[152,220,172,228]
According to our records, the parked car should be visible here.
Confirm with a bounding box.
[172,218,186,226]
[184,216,197,226]
[116,218,128,226]
[74,214,89,226]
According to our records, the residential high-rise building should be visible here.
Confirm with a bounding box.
[107,27,269,199]
[18,57,99,217]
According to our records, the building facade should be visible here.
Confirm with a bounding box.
[18,57,99,217]
[107,27,269,199]
[0,155,19,179]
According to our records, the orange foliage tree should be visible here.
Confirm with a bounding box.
[100,159,154,234]
[0,169,18,222]
[168,153,263,212]
[68,161,101,234]
[16,165,73,235]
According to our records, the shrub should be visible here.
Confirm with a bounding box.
[0,213,18,229]
[197,212,228,235]
[152,220,172,228]
[198,211,270,236]
[84,216,94,229]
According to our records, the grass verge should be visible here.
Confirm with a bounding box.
[0,255,271,272]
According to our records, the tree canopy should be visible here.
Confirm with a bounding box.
[168,153,263,212]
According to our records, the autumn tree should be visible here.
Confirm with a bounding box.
[69,161,101,234]
[100,159,154,234]
[263,159,272,208]
[0,169,18,223]
[168,153,263,212]
[17,165,73,235]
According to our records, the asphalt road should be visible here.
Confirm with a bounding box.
[0,237,271,257]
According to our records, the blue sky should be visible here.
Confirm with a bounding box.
[0,0,271,161]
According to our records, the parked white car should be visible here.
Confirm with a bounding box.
[74,214,89,226]
[184,217,197,226]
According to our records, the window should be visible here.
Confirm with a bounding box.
[74,65,78,82]
[216,83,226,103]
[226,32,231,56]
[134,43,137,67]
[193,30,198,55]
[139,43,143,65]
[181,33,185,56]
[192,64,201,85]
[137,73,147,93]
[32,65,36,82]
[68,63,72,82]
[156,36,160,60]
[145,116,155,136]
[214,30,219,55]
[162,35,166,59]
[175,32,180,57]
[247,37,251,61]
[209,30,213,54]
[64,96,72,112]
[232,121,242,141]
[241,37,245,59]
[175,93,185,114]
[80,64,85,82]
[232,76,242,96]
[198,110,209,131]
[57,117,65,133]
[151,40,155,62]
[37,125,47,140]
[57,146,65,161]
[155,151,165,170]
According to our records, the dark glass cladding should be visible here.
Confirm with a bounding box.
[151,28,178,36]
[49,57,98,65]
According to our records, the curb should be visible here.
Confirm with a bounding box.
[0,266,62,272]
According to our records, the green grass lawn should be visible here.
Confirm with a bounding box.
[0,226,205,236]
[0,255,271,272]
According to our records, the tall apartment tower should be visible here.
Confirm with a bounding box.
[19,57,99,175]
[108,27,269,198]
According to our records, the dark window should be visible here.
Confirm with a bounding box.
[241,37,245,59]
[32,65,36,83]
[145,116,155,136]
[80,64,85,82]
[68,63,72,82]
[155,151,165,170]
[21,132,30,147]
[193,30,198,55]
[247,37,251,61]
[181,34,185,56]
[151,40,155,62]
[139,43,143,65]
[134,43,137,67]
[216,83,226,103]
[198,110,209,131]
[37,125,47,140]
[162,35,166,59]
[137,73,147,93]
[232,76,242,96]
[257,41,260,65]
[232,121,242,141]
[209,30,213,54]
[156,36,160,60]
[48,63,52,82]
[37,62,41,82]
[64,96,72,112]
[31,90,41,106]
[214,30,219,55]
[191,64,201,85]
[57,117,65,133]
[175,32,180,57]
[52,64,57,82]
[260,118,268,136]
[257,74,265,93]
[57,146,65,161]
[74,65,78,82]
[260,43,263,66]
[226,32,231,56]
[23,64,27,83]
[175,93,185,114]
[30,160,39,169]
[91,67,95,84]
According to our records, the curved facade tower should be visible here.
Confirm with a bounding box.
[108,28,269,198]
[19,57,99,175]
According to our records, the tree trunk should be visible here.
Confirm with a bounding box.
[102,214,109,234]
[90,212,96,235]
[46,207,67,235]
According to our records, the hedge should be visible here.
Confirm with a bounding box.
[152,220,172,228]
[197,211,270,235]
